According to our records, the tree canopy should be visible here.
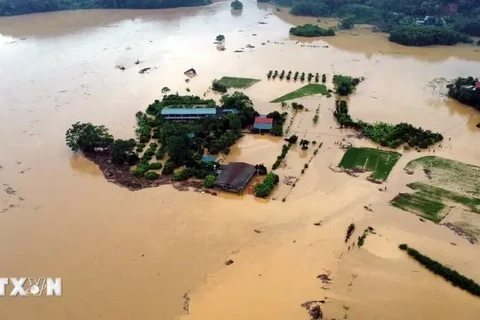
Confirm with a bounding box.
[65,122,113,152]
[231,0,243,10]
[289,24,335,37]
[447,77,480,110]
[0,0,212,16]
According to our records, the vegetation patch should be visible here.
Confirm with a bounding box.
[272,144,291,170]
[271,84,328,103]
[332,74,362,96]
[289,24,335,37]
[399,244,480,298]
[254,172,280,198]
[447,77,480,111]
[392,182,480,223]
[389,25,473,47]
[339,147,401,181]
[216,76,260,89]
[334,100,443,149]
[405,156,480,198]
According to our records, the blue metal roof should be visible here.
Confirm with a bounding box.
[253,123,273,130]
[161,108,217,115]
[201,155,217,163]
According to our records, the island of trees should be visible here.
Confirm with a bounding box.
[334,100,443,149]
[65,92,260,190]
[275,0,479,46]
[231,0,243,10]
[447,77,480,111]
[289,24,335,37]
[0,0,211,16]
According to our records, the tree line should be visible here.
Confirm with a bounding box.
[334,100,443,149]
[389,24,473,46]
[0,0,211,16]
[277,0,480,46]
[399,244,480,297]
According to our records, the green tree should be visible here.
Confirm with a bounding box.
[110,139,137,165]
[203,175,216,188]
[216,34,225,42]
[231,0,243,10]
[145,171,159,180]
[338,15,355,30]
[66,122,113,152]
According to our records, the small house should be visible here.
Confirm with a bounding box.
[253,116,273,132]
[213,162,256,193]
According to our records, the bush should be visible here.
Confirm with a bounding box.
[149,162,163,170]
[203,175,216,188]
[254,172,279,198]
[399,244,480,297]
[173,168,192,181]
[255,164,268,175]
[289,24,335,37]
[285,135,298,144]
[155,149,166,160]
[272,144,291,170]
[145,171,159,180]
[333,74,361,96]
[161,160,175,175]
[133,163,149,178]
[389,25,470,46]
[212,80,228,93]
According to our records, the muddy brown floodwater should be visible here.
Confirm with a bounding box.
[1,0,480,319]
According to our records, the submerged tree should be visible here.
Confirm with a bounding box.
[66,122,113,153]
[231,0,243,10]
[216,34,225,42]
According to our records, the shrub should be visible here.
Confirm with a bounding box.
[285,135,298,144]
[173,169,192,181]
[161,160,175,175]
[155,149,166,160]
[254,172,279,198]
[212,80,228,93]
[203,175,216,188]
[149,162,163,170]
[133,163,149,178]
[289,24,335,37]
[333,74,361,96]
[145,171,159,180]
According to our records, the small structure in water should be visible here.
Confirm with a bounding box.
[184,68,197,77]
[213,162,256,193]
[253,116,273,132]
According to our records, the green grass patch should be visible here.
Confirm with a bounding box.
[405,156,480,198]
[338,147,401,181]
[399,244,480,298]
[271,84,328,103]
[391,182,480,223]
[216,77,260,89]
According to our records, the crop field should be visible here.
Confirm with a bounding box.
[216,77,260,89]
[271,84,328,103]
[338,147,401,181]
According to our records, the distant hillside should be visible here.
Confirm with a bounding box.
[0,0,212,17]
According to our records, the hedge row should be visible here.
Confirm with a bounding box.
[399,244,480,297]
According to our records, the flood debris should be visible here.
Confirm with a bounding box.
[225,259,234,266]
[442,222,478,244]
[246,44,255,49]
[254,229,262,234]
[283,175,297,186]
[301,300,324,320]
[313,220,323,226]
[139,67,151,74]
[183,292,190,314]
[345,223,355,243]
[184,68,197,76]
[316,273,332,285]
[4,186,16,195]
[423,168,433,179]
[115,65,126,71]
[363,205,373,212]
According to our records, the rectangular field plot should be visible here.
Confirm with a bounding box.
[339,147,401,181]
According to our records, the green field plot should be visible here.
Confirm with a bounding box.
[338,147,401,181]
[216,77,260,89]
[405,156,480,198]
[271,84,328,103]
[391,182,480,223]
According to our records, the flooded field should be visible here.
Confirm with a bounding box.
[1,0,480,319]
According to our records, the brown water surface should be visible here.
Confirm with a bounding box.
[1,1,480,319]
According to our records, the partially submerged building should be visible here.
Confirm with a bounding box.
[213,162,256,193]
[253,116,273,132]
[161,107,239,121]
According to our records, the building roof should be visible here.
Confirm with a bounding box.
[213,162,256,192]
[253,123,273,130]
[255,117,273,124]
[475,82,480,89]
[201,155,217,163]
[161,108,217,115]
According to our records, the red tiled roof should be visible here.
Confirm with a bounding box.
[255,117,273,124]
[475,82,480,88]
